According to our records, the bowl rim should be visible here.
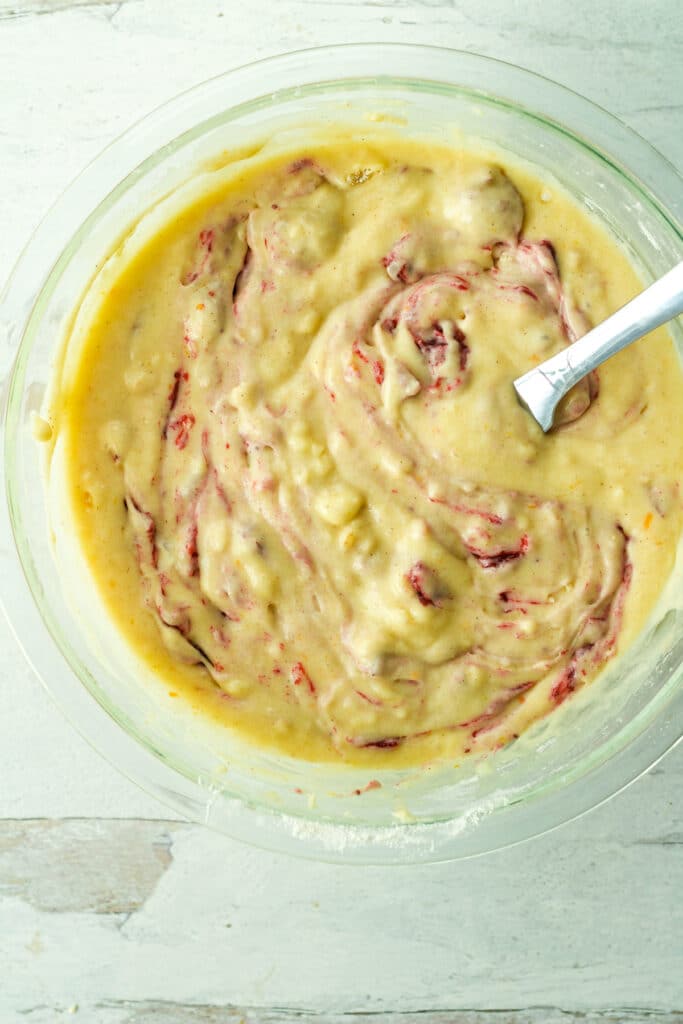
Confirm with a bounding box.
[1,42,682,864]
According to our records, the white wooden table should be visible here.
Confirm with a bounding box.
[1,1,682,1020]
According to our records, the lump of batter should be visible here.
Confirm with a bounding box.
[55,136,683,766]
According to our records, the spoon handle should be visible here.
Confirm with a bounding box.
[514,260,683,431]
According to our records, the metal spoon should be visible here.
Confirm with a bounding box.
[513,261,683,431]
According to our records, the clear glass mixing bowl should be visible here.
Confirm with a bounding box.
[2,44,682,863]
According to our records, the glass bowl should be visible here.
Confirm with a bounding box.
[2,44,682,864]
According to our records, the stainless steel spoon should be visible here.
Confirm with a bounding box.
[513,261,683,431]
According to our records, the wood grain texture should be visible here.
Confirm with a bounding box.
[1,809,682,1016]
[10,1007,683,1023]
[0,0,138,17]
[0,0,682,1020]
[0,819,175,913]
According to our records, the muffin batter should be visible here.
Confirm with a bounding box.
[50,134,683,765]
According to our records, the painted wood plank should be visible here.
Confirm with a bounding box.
[1,815,682,1016]
[0,819,175,913]
[10,1005,683,1023]
[0,0,139,18]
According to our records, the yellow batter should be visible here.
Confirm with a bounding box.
[48,134,683,766]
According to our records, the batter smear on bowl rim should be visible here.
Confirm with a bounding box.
[50,134,683,766]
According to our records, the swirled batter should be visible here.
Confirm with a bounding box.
[53,135,683,765]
